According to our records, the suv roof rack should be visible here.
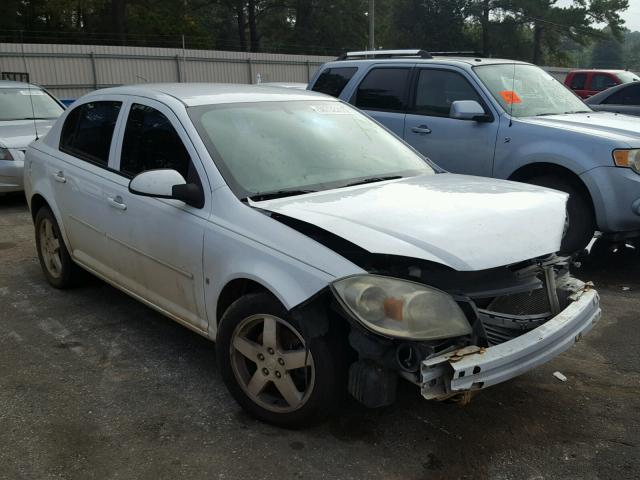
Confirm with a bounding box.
[430,51,483,57]
[336,49,433,60]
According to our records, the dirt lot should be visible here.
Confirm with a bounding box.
[1,193,638,480]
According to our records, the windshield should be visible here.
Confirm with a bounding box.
[189,100,433,198]
[0,88,64,121]
[617,71,640,83]
[474,64,590,117]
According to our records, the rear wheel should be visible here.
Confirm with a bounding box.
[34,207,79,288]
[217,292,344,428]
[527,175,595,254]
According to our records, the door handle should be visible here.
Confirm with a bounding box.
[107,195,127,211]
[52,170,66,183]
[411,125,432,135]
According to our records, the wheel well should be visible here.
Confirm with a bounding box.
[216,279,273,325]
[30,194,49,223]
[508,163,594,211]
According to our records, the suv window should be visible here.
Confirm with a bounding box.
[355,68,410,112]
[605,84,640,105]
[120,103,196,181]
[591,73,617,91]
[311,67,357,97]
[569,73,586,90]
[60,101,122,166]
[413,69,482,117]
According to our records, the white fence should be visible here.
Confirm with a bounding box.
[0,43,334,99]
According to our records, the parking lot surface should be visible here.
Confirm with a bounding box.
[1,194,638,480]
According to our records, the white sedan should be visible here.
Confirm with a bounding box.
[23,84,600,428]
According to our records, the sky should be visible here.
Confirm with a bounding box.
[557,0,640,32]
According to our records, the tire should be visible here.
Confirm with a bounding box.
[34,206,80,288]
[527,175,595,254]
[216,292,345,428]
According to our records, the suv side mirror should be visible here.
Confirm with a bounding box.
[450,100,490,122]
[129,169,204,208]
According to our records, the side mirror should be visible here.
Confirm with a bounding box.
[129,169,204,208]
[450,100,490,122]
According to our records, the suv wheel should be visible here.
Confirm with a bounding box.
[217,292,344,428]
[527,175,595,254]
[34,207,79,288]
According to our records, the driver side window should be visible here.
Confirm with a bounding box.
[413,69,482,118]
[120,103,199,184]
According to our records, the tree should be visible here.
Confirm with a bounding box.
[591,34,624,68]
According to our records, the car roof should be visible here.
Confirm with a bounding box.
[324,57,531,68]
[88,83,332,106]
[569,69,629,74]
[0,80,40,89]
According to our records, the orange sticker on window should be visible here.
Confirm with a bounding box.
[499,90,522,104]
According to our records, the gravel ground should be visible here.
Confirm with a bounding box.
[1,193,638,480]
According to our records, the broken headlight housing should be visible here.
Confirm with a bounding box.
[332,275,472,341]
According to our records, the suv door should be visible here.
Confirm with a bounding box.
[104,99,210,332]
[587,72,618,98]
[53,99,122,274]
[404,67,499,176]
[351,65,412,137]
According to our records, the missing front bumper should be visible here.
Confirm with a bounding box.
[420,287,600,400]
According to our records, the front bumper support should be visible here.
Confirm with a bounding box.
[420,287,600,400]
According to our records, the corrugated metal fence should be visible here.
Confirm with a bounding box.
[0,43,334,99]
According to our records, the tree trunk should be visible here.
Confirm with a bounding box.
[248,0,259,52]
[111,0,126,44]
[236,2,247,52]
[532,21,544,64]
[294,0,313,44]
[481,0,490,57]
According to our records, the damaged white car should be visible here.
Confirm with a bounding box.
[23,84,601,428]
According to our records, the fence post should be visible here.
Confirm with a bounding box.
[89,52,98,90]
[306,60,311,82]
[176,55,182,82]
[247,57,253,84]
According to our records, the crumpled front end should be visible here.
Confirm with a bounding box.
[420,276,600,400]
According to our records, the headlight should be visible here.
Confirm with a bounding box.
[0,147,14,161]
[331,275,472,341]
[613,149,640,174]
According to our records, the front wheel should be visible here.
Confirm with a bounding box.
[527,175,595,254]
[216,293,344,428]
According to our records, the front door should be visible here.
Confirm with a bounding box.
[403,67,499,176]
[103,99,210,332]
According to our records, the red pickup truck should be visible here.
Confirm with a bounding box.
[565,69,639,99]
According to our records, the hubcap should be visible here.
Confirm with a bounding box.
[230,314,315,413]
[39,218,62,279]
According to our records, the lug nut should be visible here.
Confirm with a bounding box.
[278,358,284,366]
[267,347,274,355]
[275,371,281,378]
[257,353,265,361]
[262,368,269,375]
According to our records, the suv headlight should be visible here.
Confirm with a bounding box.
[613,149,640,174]
[0,147,14,161]
[331,275,472,341]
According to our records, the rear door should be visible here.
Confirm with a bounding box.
[51,99,122,274]
[403,67,499,176]
[350,65,412,137]
[102,98,210,332]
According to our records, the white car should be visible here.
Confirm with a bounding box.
[24,84,601,427]
[0,81,64,193]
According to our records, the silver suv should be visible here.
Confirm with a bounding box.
[309,50,640,253]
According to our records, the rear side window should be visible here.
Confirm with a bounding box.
[60,101,122,166]
[413,69,482,117]
[569,73,586,90]
[355,68,410,112]
[119,103,195,182]
[604,84,640,105]
[590,73,617,91]
[311,67,357,97]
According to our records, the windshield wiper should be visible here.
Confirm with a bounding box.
[341,175,403,188]
[248,189,317,201]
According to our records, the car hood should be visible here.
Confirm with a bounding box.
[252,174,568,271]
[520,111,640,145]
[0,119,56,148]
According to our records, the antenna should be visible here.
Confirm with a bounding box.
[20,40,39,140]
[509,62,516,128]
